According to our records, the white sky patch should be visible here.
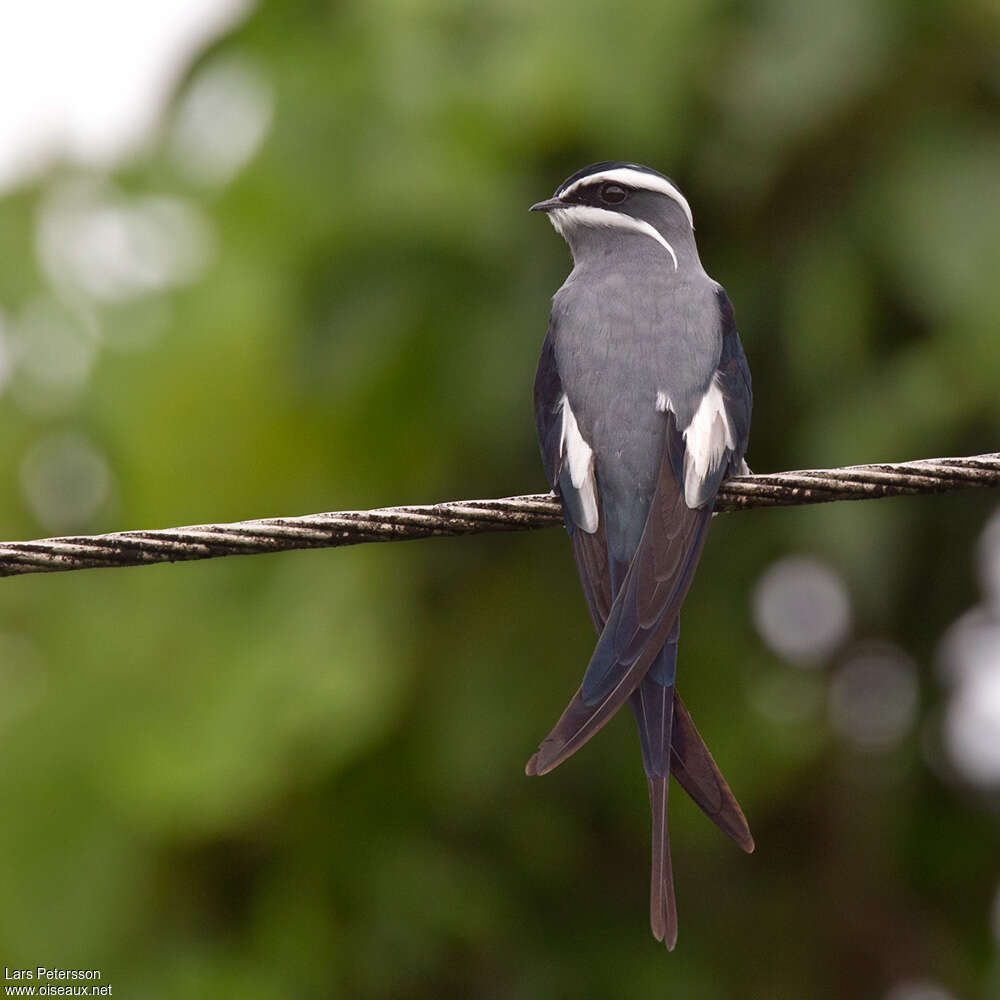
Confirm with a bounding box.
[0,0,255,193]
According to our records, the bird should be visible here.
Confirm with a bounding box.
[528,161,754,949]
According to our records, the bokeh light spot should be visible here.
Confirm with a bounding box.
[19,430,113,532]
[938,606,1000,687]
[977,506,1000,612]
[884,981,956,1000]
[829,642,919,752]
[752,555,852,665]
[943,668,1000,787]
[37,179,215,304]
[170,53,273,186]
[7,297,98,416]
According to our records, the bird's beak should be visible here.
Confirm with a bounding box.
[530,197,563,213]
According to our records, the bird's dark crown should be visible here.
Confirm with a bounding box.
[543,161,695,232]
[553,161,675,198]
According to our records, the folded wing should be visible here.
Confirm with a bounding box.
[530,314,754,853]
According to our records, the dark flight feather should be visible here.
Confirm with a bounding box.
[532,325,753,852]
[526,423,712,775]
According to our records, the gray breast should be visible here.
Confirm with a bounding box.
[550,241,721,560]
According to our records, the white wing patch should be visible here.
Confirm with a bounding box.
[559,393,599,533]
[549,205,679,270]
[680,375,735,508]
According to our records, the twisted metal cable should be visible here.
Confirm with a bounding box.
[0,452,997,578]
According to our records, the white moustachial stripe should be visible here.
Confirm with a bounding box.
[550,205,679,271]
[557,167,694,229]
[559,393,599,533]
[679,375,734,508]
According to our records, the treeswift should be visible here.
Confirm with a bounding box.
[529,161,753,949]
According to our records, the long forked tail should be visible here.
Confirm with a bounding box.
[671,693,755,853]
[628,643,755,947]
[647,773,677,948]
[629,659,678,948]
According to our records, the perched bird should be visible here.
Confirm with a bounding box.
[529,162,754,948]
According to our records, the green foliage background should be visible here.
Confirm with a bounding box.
[1,1,999,996]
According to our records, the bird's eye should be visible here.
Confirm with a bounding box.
[600,183,628,204]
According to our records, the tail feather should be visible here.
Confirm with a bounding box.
[629,659,678,948]
[648,775,677,949]
[671,693,755,853]
[526,677,642,776]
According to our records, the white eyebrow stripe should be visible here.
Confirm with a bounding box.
[557,168,694,229]
[549,205,678,270]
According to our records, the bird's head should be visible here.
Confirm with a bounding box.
[531,161,697,271]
